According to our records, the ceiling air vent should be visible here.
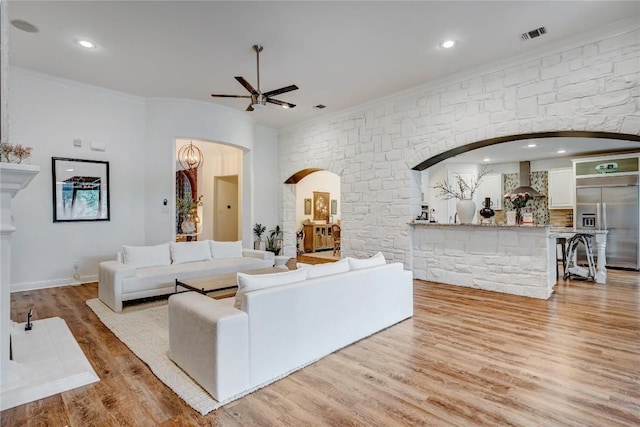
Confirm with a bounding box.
[314,104,326,109]
[521,26,547,41]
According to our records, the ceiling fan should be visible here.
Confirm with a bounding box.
[211,45,298,111]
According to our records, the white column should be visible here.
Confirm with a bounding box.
[0,164,39,389]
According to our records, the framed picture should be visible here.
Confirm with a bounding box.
[313,191,330,221]
[52,157,110,222]
[331,199,338,215]
[304,198,312,215]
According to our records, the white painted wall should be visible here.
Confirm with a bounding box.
[278,26,640,267]
[8,70,279,291]
[295,171,341,230]
[8,68,146,289]
[253,125,279,232]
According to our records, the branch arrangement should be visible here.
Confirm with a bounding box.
[432,166,492,200]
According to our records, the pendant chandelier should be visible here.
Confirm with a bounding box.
[178,141,203,170]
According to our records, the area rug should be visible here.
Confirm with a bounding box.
[86,298,321,416]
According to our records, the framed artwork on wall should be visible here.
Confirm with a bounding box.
[304,198,312,215]
[52,157,110,222]
[331,199,337,215]
[313,191,330,221]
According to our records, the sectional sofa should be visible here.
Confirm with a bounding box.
[98,240,275,312]
[168,253,413,402]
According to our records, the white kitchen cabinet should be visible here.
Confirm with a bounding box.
[478,173,503,210]
[548,168,574,209]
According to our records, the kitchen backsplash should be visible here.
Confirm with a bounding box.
[503,171,549,225]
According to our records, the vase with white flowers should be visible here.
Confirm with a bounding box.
[432,167,492,224]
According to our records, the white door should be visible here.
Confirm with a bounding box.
[214,175,239,241]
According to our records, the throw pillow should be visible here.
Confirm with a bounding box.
[296,258,350,279]
[347,252,386,270]
[170,241,212,264]
[123,243,171,268]
[235,268,308,309]
[210,240,243,259]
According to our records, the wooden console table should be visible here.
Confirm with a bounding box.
[303,223,335,253]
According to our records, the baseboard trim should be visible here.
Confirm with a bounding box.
[10,275,98,293]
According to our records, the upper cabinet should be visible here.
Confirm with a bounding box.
[548,168,574,209]
[478,173,503,210]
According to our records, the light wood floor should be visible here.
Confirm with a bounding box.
[3,268,639,426]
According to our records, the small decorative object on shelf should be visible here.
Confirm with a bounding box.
[479,197,495,224]
[1,142,33,164]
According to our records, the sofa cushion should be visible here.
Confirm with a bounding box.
[123,243,171,268]
[210,240,243,259]
[170,241,212,264]
[296,258,350,278]
[235,268,308,309]
[348,252,386,270]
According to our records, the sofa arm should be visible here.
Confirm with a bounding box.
[169,292,249,402]
[243,248,275,263]
[98,260,136,313]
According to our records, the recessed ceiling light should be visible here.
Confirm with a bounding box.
[557,150,566,154]
[11,19,39,33]
[527,143,537,148]
[77,39,96,49]
[440,40,455,49]
[483,158,490,162]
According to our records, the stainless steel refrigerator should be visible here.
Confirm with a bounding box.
[576,175,639,270]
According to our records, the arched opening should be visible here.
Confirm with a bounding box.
[175,139,244,242]
[286,168,342,260]
[412,131,640,171]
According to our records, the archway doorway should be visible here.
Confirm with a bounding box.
[287,169,341,260]
[175,139,244,242]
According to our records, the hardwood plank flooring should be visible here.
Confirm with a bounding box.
[2,269,639,426]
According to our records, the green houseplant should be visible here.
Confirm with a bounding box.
[253,223,266,250]
[265,225,283,255]
[176,194,203,233]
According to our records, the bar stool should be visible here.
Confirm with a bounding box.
[556,237,567,280]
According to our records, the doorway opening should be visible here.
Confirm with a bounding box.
[214,175,239,241]
[175,139,243,242]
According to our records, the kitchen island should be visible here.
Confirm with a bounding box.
[409,222,607,300]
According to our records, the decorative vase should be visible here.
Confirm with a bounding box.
[181,214,196,234]
[456,199,476,224]
[515,207,523,225]
[479,197,495,220]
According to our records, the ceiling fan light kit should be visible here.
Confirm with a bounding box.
[211,44,298,111]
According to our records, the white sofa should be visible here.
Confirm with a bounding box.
[168,255,413,402]
[98,240,275,312]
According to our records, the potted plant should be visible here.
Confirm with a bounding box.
[432,166,491,224]
[253,223,266,250]
[176,194,203,234]
[265,225,283,255]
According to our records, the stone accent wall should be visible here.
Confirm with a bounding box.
[278,28,640,267]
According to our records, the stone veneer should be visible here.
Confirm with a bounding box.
[410,224,556,299]
[278,26,640,269]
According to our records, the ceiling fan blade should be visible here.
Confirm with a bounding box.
[211,94,252,98]
[235,76,258,95]
[263,84,299,98]
[246,104,254,112]
[266,98,296,109]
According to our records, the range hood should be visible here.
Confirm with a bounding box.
[509,161,543,197]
